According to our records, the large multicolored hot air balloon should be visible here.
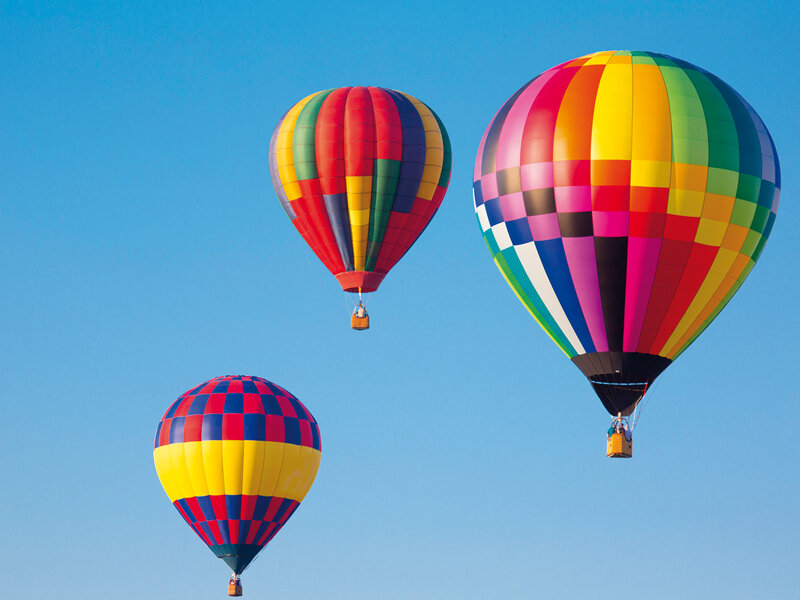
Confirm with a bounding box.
[153,375,321,596]
[269,86,452,329]
[473,51,780,451]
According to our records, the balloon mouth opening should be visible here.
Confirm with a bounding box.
[335,271,386,293]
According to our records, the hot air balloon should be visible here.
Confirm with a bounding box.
[473,51,780,456]
[269,86,452,330]
[153,375,321,595]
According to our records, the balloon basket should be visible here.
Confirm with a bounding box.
[351,313,370,330]
[607,432,632,458]
[228,581,243,597]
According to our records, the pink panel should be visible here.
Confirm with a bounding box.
[593,211,629,237]
[480,174,498,202]
[562,236,608,351]
[520,162,554,190]
[623,236,662,352]
[529,213,561,241]
[499,192,527,221]
[496,70,560,171]
[554,185,592,212]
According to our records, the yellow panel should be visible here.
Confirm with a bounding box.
[242,440,266,496]
[583,52,615,66]
[608,54,632,65]
[183,441,209,498]
[349,209,371,227]
[276,92,320,202]
[631,64,671,162]
[667,188,704,217]
[222,440,244,496]
[416,180,438,201]
[257,441,286,497]
[672,162,708,192]
[721,223,749,251]
[701,193,735,222]
[398,92,445,200]
[274,444,321,502]
[630,160,671,188]
[167,443,197,501]
[295,448,322,501]
[591,64,633,160]
[694,218,727,246]
[201,440,225,496]
[153,446,179,502]
[345,175,373,196]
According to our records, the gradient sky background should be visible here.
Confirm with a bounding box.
[3,1,799,598]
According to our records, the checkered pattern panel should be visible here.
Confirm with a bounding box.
[155,375,320,451]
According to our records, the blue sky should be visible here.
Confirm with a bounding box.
[2,1,799,598]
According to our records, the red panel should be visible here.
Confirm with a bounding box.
[241,495,257,521]
[299,420,313,447]
[243,393,264,414]
[264,496,284,521]
[227,380,243,394]
[647,244,719,352]
[222,413,244,440]
[663,214,700,242]
[334,270,386,292]
[629,212,666,238]
[368,87,403,161]
[158,420,171,447]
[258,522,278,546]
[264,415,285,443]
[316,88,348,196]
[344,87,375,176]
[295,180,345,273]
[592,185,630,211]
[183,414,203,442]
[207,520,224,545]
[173,397,193,418]
[184,496,204,522]
[630,186,669,213]
[229,519,240,544]
[192,522,213,546]
[205,393,226,414]
[245,520,260,544]
[520,66,581,164]
[636,239,693,352]
[210,495,227,520]
[553,159,591,186]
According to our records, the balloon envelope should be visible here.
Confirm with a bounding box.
[153,375,321,573]
[269,86,451,293]
[473,50,780,415]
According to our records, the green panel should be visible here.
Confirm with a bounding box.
[632,54,657,65]
[749,205,770,234]
[706,167,739,197]
[729,199,757,228]
[291,90,334,181]
[736,173,762,204]
[740,229,762,257]
[659,65,708,166]
[757,180,776,208]
[429,107,452,187]
[364,159,401,270]
[483,228,500,255]
[495,248,576,357]
[752,212,776,261]
[685,69,739,172]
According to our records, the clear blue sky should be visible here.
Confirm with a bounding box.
[2,1,799,598]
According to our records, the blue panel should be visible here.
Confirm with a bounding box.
[187,394,209,415]
[252,495,271,521]
[386,90,425,213]
[311,423,321,451]
[484,197,503,226]
[757,180,775,208]
[199,521,215,542]
[226,495,242,520]
[273,498,294,522]
[197,495,215,521]
[224,393,244,413]
[535,239,596,352]
[201,414,223,441]
[217,520,231,545]
[506,217,533,245]
[168,417,185,444]
[176,498,195,522]
[287,396,308,420]
[323,193,354,270]
[244,414,266,440]
[212,380,230,393]
[260,394,282,415]
[163,399,181,419]
[473,180,484,207]
[242,380,258,394]
[283,417,301,445]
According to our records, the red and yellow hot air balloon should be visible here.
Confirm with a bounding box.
[153,375,321,596]
[269,86,452,330]
[473,51,780,456]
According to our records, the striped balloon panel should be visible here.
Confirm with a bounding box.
[153,375,321,574]
[269,87,451,292]
[474,51,779,412]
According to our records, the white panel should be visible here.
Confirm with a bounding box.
[515,242,585,353]
[475,198,490,231]
[491,223,513,251]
